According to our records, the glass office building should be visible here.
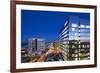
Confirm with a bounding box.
[59,16,90,61]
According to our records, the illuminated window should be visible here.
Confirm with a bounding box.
[63,38,68,41]
[75,54,78,57]
[74,42,78,44]
[82,45,87,48]
[75,33,78,36]
[62,30,67,35]
[72,23,78,27]
[79,41,80,44]
[87,45,90,48]
[80,25,85,28]
[72,45,76,48]
[86,25,90,28]
[64,20,68,27]
[78,45,81,48]
[72,28,75,31]
[63,42,67,44]
[62,26,68,33]
[63,34,67,38]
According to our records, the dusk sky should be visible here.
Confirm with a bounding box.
[21,10,90,43]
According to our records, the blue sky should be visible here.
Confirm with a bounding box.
[21,10,90,43]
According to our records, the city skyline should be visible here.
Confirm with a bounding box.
[21,10,90,62]
[21,10,90,47]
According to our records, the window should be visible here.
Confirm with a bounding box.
[87,45,90,48]
[72,28,75,31]
[62,26,68,33]
[78,45,81,48]
[72,23,78,27]
[86,25,90,28]
[80,25,85,28]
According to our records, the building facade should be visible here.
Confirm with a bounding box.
[59,16,90,61]
[28,38,46,56]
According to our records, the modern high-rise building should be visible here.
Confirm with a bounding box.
[28,38,46,56]
[59,16,90,61]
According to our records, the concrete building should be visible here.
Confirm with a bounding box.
[59,16,90,61]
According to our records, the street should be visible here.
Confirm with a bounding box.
[29,44,64,62]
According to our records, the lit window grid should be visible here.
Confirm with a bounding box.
[58,41,90,59]
[60,29,90,41]
[59,23,90,61]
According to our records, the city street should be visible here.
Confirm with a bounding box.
[29,44,64,62]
